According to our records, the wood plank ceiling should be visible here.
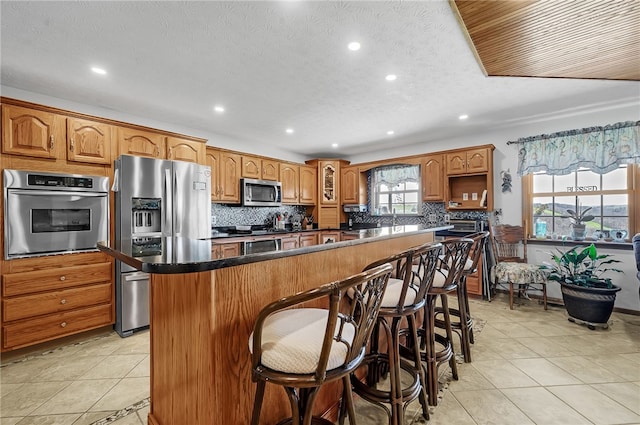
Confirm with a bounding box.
[451,0,640,81]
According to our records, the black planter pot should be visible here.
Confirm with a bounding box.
[560,283,621,326]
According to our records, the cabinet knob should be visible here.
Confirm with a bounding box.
[69,138,75,152]
[50,135,54,149]
[60,276,66,281]
[60,322,67,328]
[60,299,67,305]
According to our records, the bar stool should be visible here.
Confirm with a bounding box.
[434,231,489,362]
[347,242,442,425]
[249,263,392,425]
[413,238,473,406]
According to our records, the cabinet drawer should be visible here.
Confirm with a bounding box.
[2,263,112,297]
[2,304,112,350]
[3,282,112,322]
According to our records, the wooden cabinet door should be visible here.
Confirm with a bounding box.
[299,165,317,205]
[205,148,221,201]
[2,104,63,159]
[466,148,489,173]
[422,154,444,201]
[118,127,166,159]
[66,117,112,164]
[241,155,262,179]
[446,152,467,175]
[261,159,279,181]
[281,236,299,250]
[299,233,318,247]
[167,137,204,164]
[341,166,359,204]
[219,151,241,203]
[280,163,300,204]
[320,161,339,205]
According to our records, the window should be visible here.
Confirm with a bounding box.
[524,164,637,240]
[371,164,420,216]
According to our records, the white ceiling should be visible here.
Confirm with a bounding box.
[2,1,639,160]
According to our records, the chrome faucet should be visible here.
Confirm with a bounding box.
[392,209,397,226]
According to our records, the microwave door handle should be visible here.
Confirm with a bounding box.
[7,190,107,197]
[164,169,172,236]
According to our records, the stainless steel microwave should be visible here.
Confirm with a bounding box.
[241,178,282,207]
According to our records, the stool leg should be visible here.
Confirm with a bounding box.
[543,283,548,310]
[423,296,439,406]
[464,284,475,344]
[341,375,357,425]
[440,294,459,380]
[509,282,514,310]
[457,282,472,363]
[408,313,430,421]
[251,380,266,425]
[384,318,403,425]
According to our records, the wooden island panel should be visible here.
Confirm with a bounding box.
[148,232,433,425]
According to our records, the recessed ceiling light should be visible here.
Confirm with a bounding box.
[285,128,294,134]
[385,74,397,81]
[214,105,225,113]
[387,130,395,135]
[332,143,338,148]
[91,67,107,75]
[348,41,361,51]
[459,114,469,120]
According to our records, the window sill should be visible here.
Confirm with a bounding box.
[527,238,632,250]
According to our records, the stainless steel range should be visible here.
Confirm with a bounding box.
[3,169,109,259]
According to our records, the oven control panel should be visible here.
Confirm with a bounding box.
[28,174,94,189]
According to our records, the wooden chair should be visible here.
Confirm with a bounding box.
[347,242,442,425]
[489,223,548,310]
[249,263,392,425]
[633,233,640,298]
[434,231,489,363]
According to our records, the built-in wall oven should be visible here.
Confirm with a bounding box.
[3,169,109,259]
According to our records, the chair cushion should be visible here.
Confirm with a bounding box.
[431,269,449,288]
[249,308,355,374]
[381,277,418,307]
[493,262,548,284]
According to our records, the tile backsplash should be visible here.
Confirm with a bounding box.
[211,203,306,227]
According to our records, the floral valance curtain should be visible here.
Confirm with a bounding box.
[372,164,420,186]
[512,121,640,176]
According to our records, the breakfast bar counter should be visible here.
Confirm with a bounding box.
[98,225,445,425]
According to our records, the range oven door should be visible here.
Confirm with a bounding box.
[4,189,109,259]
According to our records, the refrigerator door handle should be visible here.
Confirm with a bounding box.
[174,171,180,234]
[164,168,172,236]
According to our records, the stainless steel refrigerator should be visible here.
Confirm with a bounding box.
[113,155,211,336]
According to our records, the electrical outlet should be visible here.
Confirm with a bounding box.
[428,214,436,221]
[444,214,450,223]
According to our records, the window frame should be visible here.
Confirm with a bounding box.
[370,165,421,216]
[522,164,639,240]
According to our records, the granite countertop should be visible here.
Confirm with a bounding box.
[97,224,451,274]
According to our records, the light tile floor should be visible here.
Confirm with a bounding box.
[1,294,639,425]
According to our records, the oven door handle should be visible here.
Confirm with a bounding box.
[8,189,107,197]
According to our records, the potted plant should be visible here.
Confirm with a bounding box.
[565,205,594,241]
[542,243,623,329]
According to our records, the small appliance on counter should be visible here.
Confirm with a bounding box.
[343,204,368,213]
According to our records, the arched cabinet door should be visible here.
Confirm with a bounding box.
[67,117,112,164]
[167,137,204,164]
[118,127,166,159]
[2,104,64,159]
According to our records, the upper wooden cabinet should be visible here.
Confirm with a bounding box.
[207,147,241,203]
[422,154,444,201]
[445,146,494,211]
[341,166,367,205]
[319,160,339,205]
[118,127,166,159]
[1,104,64,159]
[66,117,112,165]
[299,165,317,205]
[241,155,262,179]
[446,148,490,175]
[280,163,300,204]
[261,159,279,181]
[166,136,204,164]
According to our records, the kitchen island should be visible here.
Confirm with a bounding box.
[98,225,447,425]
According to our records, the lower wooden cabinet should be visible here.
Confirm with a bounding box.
[299,233,318,247]
[0,253,114,351]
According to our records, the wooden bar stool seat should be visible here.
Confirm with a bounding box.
[249,264,392,425]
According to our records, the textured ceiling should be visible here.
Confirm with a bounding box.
[1,1,639,159]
